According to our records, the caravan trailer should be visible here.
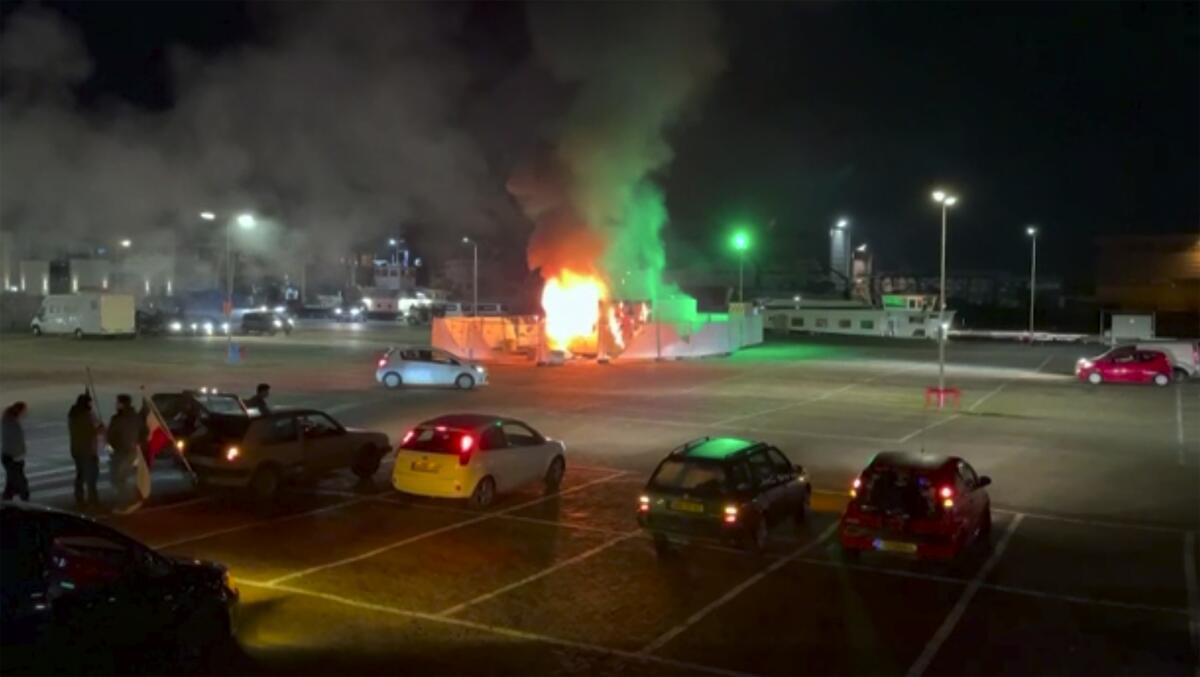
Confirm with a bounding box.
[762,295,948,339]
[31,293,136,338]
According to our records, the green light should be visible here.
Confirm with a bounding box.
[730,230,750,252]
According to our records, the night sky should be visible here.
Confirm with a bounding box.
[5,1,1198,282]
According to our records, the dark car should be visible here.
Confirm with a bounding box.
[184,408,389,500]
[0,503,238,674]
[637,437,811,556]
[239,311,292,336]
[839,451,992,561]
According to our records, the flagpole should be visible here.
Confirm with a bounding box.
[141,386,198,483]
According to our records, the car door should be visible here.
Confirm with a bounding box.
[431,350,463,385]
[404,350,434,384]
[256,414,300,469]
[501,422,552,486]
[1108,353,1136,382]
[954,461,985,535]
[764,447,802,514]
[297,413,347,474]
[477,425,516,490]
[745,450,787,524]
[1135,352,1162,382]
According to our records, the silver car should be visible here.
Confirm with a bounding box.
[375,346,488,390]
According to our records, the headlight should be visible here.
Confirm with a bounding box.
[202,322,214,335]
[225,446,239,461]
[168,321,182,332]
[350,308,361,316]
[221,322,230,332]
[333,308,343,315]
[222,570,237,593]
[273,319,283,328]
[286,318,294,326]
[474,365,485,373]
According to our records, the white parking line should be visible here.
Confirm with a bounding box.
[906,514,1023,676]
[639,522,838,655]
[267,472,626,586]
[238,580,754,677]
[1185,532,1199,675]
[440,531,639,616]
[966,382,1008,412]
[152,496,373,550]
[992,507,1192,535]
[898,413,961,444]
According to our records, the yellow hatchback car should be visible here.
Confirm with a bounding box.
[391,414,566,508]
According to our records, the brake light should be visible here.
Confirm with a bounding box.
[723,505,739,523]
[939,485,954,509]
[377,357,387,369]
[458,434,475,466]
[939,486,953,499]
[401,429,415,446]
[850,477,861,498]
[225,446,239,462]
[638,495,650,513]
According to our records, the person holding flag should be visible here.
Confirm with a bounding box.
[68,393,104,509]
[140,388,196,482]
[107,394,147,513]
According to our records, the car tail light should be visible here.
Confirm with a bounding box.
[226,446,239,462]
[723,505,738,523]
[458,434,475,466]
[940,485,954,509]
[377,357,387,369]
[850,477,861,498]
[638,495,650,513]
[401,429,415,446]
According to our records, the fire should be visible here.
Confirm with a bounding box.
[541,269,608,352]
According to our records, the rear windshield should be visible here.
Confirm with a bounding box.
[401,427,467,455]
[200,414,251,440]
[860,467,936,517]
[649,459,729,497]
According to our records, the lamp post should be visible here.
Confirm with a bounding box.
[931,190,959,399]
[1026,226,1038,339]
[203,211,256,358]
[730,229,750,302]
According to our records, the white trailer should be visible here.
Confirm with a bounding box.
[31,293,136,338]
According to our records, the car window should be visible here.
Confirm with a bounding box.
[480,426,507,451]
[860,467,935,517]
[1137,352,1161,363]
[650,459,729,497]
[727,460,756,491]
[402,427,468,455]
[765,448,793,475]
[956,462,978,491]
[43,517,154,589]
[431,351,458,365]
[1113,353,1135,363]
[745,451,778,486]
[399,349,419,361]
[259,416,299,445]
[299,413,340,438]
[502,423,542,447]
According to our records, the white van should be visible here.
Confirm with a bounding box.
[1136,341,1200,380]
[31,293,136,338]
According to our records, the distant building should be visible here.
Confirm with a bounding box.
[1096,233,1199,336]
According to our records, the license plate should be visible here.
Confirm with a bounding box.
[670,499,705,513]
[411,460,440,473]
[873,538,918,554]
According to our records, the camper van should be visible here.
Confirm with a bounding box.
[31,293,136,338]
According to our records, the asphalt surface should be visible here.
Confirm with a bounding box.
[2,327,1198,675]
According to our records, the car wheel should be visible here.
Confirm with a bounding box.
[249,464,282,501]
[455,373,476,390]
[31,325,42,336]
[352,445,382,479]
[793,493,809,528]
[1087,372,1102,385]
[543,456,565,494]
[1174,368,1190,383]
[742,512,768,553]
[73,328,84,340]
[653,534,675,559]
[383,372,403,389]
[979,506,993,539]
[176,601,230,668]
[469,476,496,508]
[1153,373,1170,387]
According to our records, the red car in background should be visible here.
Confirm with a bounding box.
[839,451,992,561]
[1075,346,1172,386]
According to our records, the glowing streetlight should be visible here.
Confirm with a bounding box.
[729,229,751,303]
[1026,226,1039,339]
[836,218,849,229]
[236,213,256,229]
[931,189,960,399]
[119,239,132,248]
[200,211,216,221]
[217,212,258,359]
[856,243,868,253]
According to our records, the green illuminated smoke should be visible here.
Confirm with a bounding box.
[523,3,724,322]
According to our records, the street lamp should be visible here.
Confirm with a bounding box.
[730,229,751,303]
[931,189,960,400]
[461,237,478,317]
[119,239,132,249]
[207,211,257,358]
[1026,226,1038,339]
[835,218,851,293]
[856,243,868,253]
[200,211,216,221]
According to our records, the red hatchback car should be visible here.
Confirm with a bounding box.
[839,451,991,561]
[1075,346,1172,386]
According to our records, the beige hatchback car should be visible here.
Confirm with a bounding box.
[185,408,390,500]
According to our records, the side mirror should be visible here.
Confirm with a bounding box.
[977,476,992,488]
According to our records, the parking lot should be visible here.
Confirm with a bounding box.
[3,330,1198,674]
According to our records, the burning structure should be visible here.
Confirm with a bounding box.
[434,4,763,363]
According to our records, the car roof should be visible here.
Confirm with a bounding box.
[671,436,762,461]
[419,413,518,430]
[868,450,958,471]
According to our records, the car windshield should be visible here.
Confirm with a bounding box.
[860,467,935,517]
[649,459,729,497]
[401,427,470,455]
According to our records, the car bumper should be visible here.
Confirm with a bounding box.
[392,470,473,499]
[189,457,252,487]
[637,512,743,543]
[839,524,961,560]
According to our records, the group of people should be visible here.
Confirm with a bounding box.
[1,383,272,510]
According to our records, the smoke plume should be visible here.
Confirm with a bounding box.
[0,3,509,288]
[510,3,724,299]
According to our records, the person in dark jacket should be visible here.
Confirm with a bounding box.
[106,394,141,505]
[68,393,104,507]
[2,401,30,501]
[245,383,271,415]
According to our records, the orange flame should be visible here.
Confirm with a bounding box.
[541,270,608,352]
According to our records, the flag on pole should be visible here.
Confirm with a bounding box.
[142,396,174,467]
